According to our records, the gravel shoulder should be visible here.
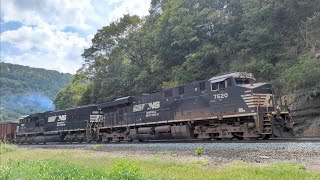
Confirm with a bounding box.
[19,141,320,172]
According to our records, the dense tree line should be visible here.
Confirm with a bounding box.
[0,63,72,120]
[54,0,320,109]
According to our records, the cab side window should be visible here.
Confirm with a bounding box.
[211,79,228,91]
[227,78,232,86]
[211,82,218,91]
[218,81,226,90]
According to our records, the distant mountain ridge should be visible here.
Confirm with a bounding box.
[0,62,72,120]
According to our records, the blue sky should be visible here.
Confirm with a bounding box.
[0,0,151,74]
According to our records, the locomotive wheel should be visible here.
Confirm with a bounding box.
[271,125,283,138]
[262,134,271,140]
[212,138,222,140]
[233,133,244,140]
[271,116,294,138]
[279,128,294,138]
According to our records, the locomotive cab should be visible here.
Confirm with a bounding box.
[207,72,293,139]
[17,114,45,135]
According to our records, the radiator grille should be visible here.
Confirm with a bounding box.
[241,93,273,108]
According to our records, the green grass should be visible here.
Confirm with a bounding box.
[0,148,319,180]
[0,142,17,154]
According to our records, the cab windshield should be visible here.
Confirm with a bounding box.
[235,78,251,85]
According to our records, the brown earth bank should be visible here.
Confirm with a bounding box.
[290,95,320,137]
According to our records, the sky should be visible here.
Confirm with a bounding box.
[0,0,151,74]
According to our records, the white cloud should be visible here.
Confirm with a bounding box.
[107,0,151,22]
[1,24,90,73]
[1,0,97,31]
[0,0,151,74]
[1,0,151,32]
[1,25,89,52]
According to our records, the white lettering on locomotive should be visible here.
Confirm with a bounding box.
[90,115,103,122]
[57,115,67,121]
[133,104,145,112]
[146,110,159,117]
[92,111,100,115]
[57,122,66,126]
[213,93,228,99]
[48,115,67,126]
[147,101,160,110]
[133,101,160,112]
[57,115,66,126]
[47,116,56,122]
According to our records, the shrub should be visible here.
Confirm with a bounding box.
[194,147,203,156]
[280,58,320,95]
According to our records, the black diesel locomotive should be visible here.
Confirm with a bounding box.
[15,72,293,144]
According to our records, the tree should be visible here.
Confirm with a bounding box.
[300,12,320,53]
[54,72,90,109]
[54,0,320,109]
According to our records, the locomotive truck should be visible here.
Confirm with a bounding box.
[1,72,293,144]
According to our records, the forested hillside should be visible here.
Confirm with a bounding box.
[0,62,72,120]
[54,0,320,109]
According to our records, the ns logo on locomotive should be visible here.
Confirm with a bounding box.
[0,72,294,144]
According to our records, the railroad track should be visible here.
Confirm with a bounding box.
[16,137,320,147]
